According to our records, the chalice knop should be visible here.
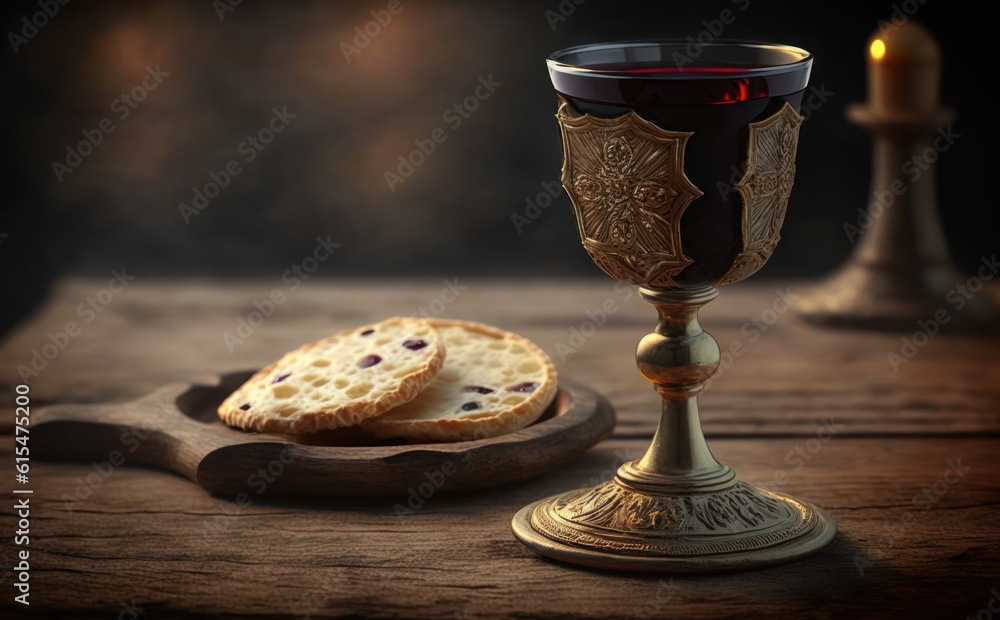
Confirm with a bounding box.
[512,40,836,572]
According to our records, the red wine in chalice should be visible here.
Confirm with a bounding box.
[548,41,812,286]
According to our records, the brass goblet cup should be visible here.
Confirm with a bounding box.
[512,41,836,572]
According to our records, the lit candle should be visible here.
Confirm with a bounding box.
[867,22,940,116]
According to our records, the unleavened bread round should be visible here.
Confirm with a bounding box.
[360,319,557,442]
[217,317,445,433]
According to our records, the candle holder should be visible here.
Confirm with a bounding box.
[796,21,998,330]
[512,41,835,572]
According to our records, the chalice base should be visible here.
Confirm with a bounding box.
[512,476,836,573]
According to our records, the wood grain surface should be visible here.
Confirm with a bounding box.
[1,278,998,619]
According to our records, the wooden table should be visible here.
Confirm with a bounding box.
[2,278,999,619]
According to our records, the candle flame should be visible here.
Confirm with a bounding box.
[870,39,886,60]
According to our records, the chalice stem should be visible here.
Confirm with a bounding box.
[636,389,722,476]
[620,285,733,489]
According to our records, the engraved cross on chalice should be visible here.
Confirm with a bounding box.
[512,40,836,572]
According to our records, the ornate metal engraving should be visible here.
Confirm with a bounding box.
[718,102,804,285]
[528,479,817,557]
[555,480,783,532]
[557,101,702,288]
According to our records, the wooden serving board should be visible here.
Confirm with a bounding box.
[32,372,615,497]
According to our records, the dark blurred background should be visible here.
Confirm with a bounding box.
[1,0,995,333]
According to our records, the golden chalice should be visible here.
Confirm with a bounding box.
[512,40,835,572]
